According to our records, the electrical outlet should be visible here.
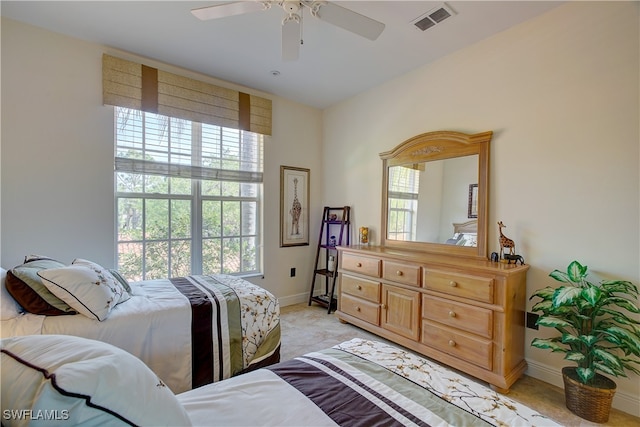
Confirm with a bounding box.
[526,312,539,330]
[290,268,296,277]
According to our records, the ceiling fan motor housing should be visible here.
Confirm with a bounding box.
[281,1,301,14]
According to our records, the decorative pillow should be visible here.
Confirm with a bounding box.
[1,268,24,320]
[37,265,129,321]
[5,259,76,316]
[0,335,192,427]
[71,258,131,302]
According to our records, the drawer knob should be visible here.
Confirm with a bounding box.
[448,311,456,318]
[356,262,362,267]
[356,285,362,290]
[381,304,387,310]
[396,270,403,276]
[449,281,457,287]
[448,340,456,347]
[355,306,361,312]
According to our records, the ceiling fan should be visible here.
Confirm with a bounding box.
[191,1,385,61]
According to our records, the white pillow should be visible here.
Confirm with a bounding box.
[71,258,131,303]
[37,265,127,321]
[0,335,192,427]
[1,267,24,320]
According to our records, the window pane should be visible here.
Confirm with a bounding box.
[118,242,143,282]
[202,180,221,196]
[202,239,221,274]
[171,240,191,277]
[221,181,239,197]
[117,172,143,193]
[146,241,169,279]
[222,238,240,274]
[145,113,169,157]
[202,200,221,238]
[170,177,191,195]
[170,117,191,166]
[146,175,168,194]
[146,199,168,240]
[242,201,257,235]
[242,237,257,271]
[240,182,258,198]
[222,201,240,237]
[118,198,143,241]
[171,200,191,239]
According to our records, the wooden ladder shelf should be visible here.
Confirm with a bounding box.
[308,206,350,313]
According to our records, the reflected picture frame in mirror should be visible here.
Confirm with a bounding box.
[380,130,492,259]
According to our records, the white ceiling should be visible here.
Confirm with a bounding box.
[1,1,563,109]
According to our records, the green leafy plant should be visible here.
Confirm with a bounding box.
[530,260,640,385]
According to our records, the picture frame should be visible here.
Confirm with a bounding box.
[468,183,478,219]
[280,166,310,247]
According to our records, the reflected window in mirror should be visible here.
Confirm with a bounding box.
[387,164,420,241]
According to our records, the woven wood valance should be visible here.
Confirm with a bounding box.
[102,54,272,136]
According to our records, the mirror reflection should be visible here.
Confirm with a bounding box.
[387,155,479,246]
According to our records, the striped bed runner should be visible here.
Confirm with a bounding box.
[170,276,242,388]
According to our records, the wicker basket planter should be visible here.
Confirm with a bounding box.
[562,367,617,423]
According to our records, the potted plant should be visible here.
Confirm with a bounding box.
[530,260,640,423]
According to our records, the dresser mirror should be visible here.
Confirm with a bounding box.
[380,130,492,259]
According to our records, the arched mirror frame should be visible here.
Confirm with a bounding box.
[380,130,492,260]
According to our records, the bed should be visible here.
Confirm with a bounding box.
[0,260,280,394]
[445,220,478,246]
[1,335,561,426]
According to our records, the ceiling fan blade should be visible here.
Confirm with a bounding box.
[191,1,270,21]
[305,1,385,41]
[282,16,301,61]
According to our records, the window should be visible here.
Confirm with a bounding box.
[115,107,263,281]
[387,166,420,241]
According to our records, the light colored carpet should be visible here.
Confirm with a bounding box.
[280,303,639,427]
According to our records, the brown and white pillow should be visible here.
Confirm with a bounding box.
[5,258,76,316]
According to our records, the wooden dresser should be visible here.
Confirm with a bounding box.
[336,245,529,392]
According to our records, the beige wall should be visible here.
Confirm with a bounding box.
[322,1,639,415]
[0,17,324,306]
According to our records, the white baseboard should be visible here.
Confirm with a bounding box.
[278,292,309,307]
[525,358,640,418]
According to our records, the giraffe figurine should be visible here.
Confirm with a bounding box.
[497,221,515,260]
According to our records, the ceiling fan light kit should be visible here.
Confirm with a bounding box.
[191,1,385,60]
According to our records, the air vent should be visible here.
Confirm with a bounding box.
[412,3,456,31]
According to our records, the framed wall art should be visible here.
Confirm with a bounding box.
[280,166,310,247]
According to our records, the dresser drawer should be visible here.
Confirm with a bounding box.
[342,275,380,303]
[421,320,492,370]
[341,294,380,325]
[424,270,494,303]
[341,253,381,277]
[382,260,421,287]
[422,295,493,339]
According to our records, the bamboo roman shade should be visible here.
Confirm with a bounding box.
[102,54,272,136]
